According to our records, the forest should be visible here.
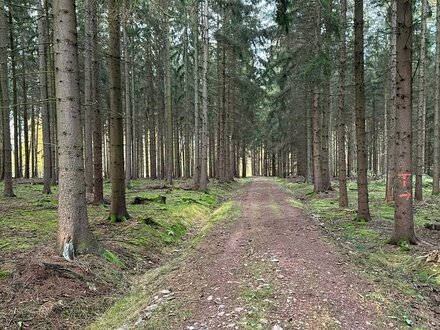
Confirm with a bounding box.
[0,0,439,329]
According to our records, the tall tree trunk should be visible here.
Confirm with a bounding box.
[434,0,440,195]
[193,3,200,188]
[372,100,378,176]
[338,0,348,208]
[123,3,132,188]
[354,0,370,221]
[31,100,37,177]
[415,0,427,201]
[242,142,246,178]
[92,4,103,205]
[38,0,52,194]
[147,45,156,179]
[183,23,191,179]
[53,0,101,258]
[108,0,129,222]
[164,8,173,185]
[199,0,209,191]
[312,87,324,192]
[46,0,57,186]
[385,0,397,202]
[217,26,226,182]
[390,0,417,245]
[0,1,14,196]
[321,76,331,190]
[23,71,30,179]
[8,11,20,179]
[84,0,95,194]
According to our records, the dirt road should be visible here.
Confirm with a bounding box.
[128,178,389,329]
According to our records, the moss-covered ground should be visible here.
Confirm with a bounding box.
[0,178,245,329]
[276,176,440,329]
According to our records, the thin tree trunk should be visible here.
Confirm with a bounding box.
[108,0,129,222]
[0,1,14,196]
[23,72,30,179]
[193,3,200,188]
[199,0,209,191]
[372,100,378,176]
[164,8,173,185]
[38,0,51,194]
[8,11,20,179]
[92,6,103,205]
[84,0,95,194]
[312,87,324,192]
[415,0,427,201]
[123,3,132,187]
[338,0,348,208]
[354,0,370,221]
[147,45,156,179]
[434,0,440,195]
[31,99,37,177]
[183,22,191,179]
[321,76,331,190]
[386,0,397,202]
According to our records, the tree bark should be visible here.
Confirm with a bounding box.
[321,75,331,190]
[84,0,95,194]
[38,0,52,194]
[338,0,348,208]
[8,10,20,179]
[434,0,440,195]
[415,0,427,201]
[164,5,173,185]
[385,0,397,202]
[354,0,370,221]
[92,3,103,205]
[199,0,209,191]
[123,2,132,188]
[390,0,417,245]
[0,1,14,196]
[23,70,30,179]
[193,3,200,188]
[312,87,324,193]
[53,0,101,257]
[108,0,129,222]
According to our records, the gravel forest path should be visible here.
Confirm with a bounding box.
[132,177,390,330]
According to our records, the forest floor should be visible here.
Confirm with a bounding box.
[1,177,439,329]
[0,178,243,329]
[91,177,439,330]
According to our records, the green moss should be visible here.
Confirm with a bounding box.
[288,198,305,209]
[109,214,128,223]
[416,266,440,285]
[0,270,11,279]
[102,249,126,268]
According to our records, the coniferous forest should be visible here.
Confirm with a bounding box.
[0,0,439,329]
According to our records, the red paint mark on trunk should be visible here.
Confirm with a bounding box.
[398,172,411,188]
[399,192,412,200]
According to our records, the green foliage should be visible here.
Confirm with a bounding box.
[102,250,126,268]
[398,240,411,252]
[0,270,10,279]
